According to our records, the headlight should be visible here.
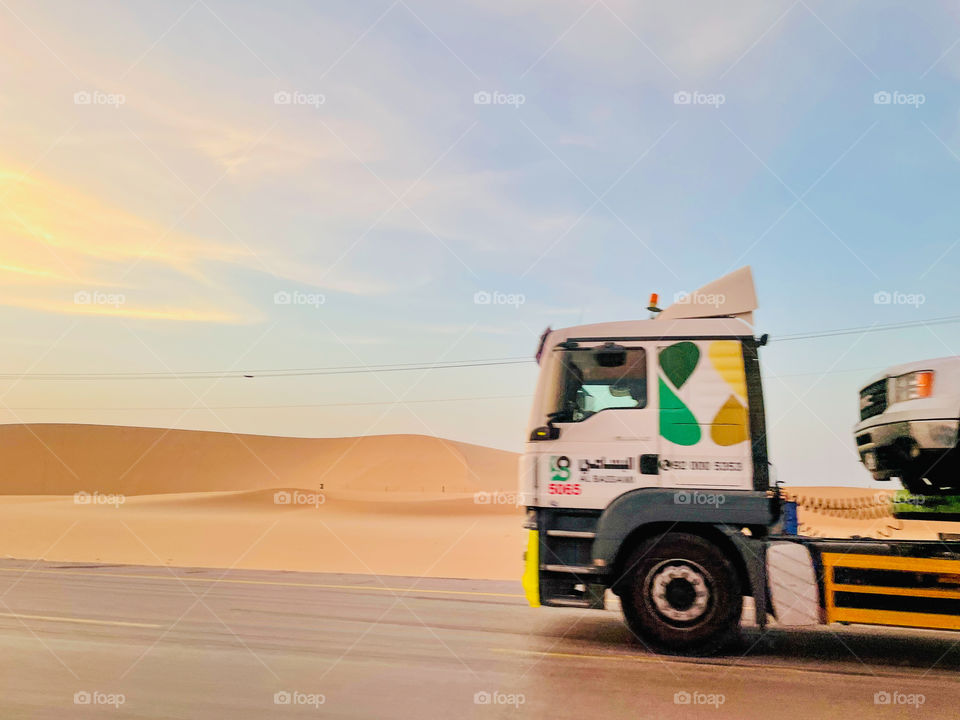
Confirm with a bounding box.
[893,370,934,402]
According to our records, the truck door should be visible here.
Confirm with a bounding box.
[535,342,658,509]
[657,339,753,490]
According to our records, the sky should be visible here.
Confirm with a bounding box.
[1,0,959,486]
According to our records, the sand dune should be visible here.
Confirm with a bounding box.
[0,425,956,579]
[0,424,523,579]
[0,423,515,497]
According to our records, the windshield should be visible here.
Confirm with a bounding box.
[548,347,648,422]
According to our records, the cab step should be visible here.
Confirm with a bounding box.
[546,530,597,539]
[542,564,602,575]
[544,597,595,608]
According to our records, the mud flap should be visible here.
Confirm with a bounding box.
[767,542,820,626]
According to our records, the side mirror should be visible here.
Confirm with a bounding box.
[594,342,627,368]
[530,425,561,441]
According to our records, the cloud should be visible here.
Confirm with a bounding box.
[2,295,244,323]
[0,161,258,322]
[473,0,796,81]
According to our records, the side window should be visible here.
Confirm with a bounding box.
[551,347,647,422]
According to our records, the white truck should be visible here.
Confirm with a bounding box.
[519,267,960,654]
[855,357,960,495]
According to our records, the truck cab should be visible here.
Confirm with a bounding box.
[519,316,768,510]
[519,267,960,655]
[519,268,779,654]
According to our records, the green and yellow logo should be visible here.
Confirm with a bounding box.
[658,341,748,447]
[549,455,571,482]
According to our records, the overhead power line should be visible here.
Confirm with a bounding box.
[1,314,958,381]
[0,394,533,411]
[0,357,533,381]
[772,314,960,342]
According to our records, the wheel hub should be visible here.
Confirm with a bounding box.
[649,562,710,622]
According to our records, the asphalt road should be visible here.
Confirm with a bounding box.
[0,559,957,719]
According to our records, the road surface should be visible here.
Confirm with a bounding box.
[0,558,957,718]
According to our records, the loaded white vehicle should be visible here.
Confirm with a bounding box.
[519,268,960,654]
[855,358,960,495]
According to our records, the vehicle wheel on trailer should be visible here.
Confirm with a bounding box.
[900,467,959,496]
[620,532,741,656]
[899,471,934,496]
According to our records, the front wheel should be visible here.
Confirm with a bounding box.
[620,532,741,655]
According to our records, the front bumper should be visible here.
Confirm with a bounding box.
[855,418,959,478]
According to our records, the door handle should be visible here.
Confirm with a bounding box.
[639,454,659,475]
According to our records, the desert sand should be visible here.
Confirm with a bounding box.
[0,424,955,580]
[0,424,522,579]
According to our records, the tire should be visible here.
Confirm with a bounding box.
[900,458,959,496]
[620,532,742,656]
[899,472,934,496]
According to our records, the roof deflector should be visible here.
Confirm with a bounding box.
[655,266,757,325]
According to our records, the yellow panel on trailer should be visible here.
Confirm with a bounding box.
[822,552,960,631]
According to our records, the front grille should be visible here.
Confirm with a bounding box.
[859,380,888,420]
